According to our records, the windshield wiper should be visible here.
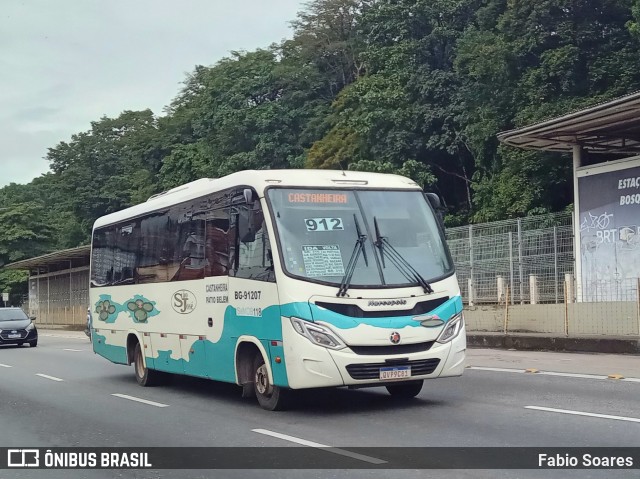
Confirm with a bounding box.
[373,216,434,294]
[337,214,368,297]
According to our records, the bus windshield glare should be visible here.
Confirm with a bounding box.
[267,188,452,288]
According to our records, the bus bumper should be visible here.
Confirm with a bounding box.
[282,318,466,389]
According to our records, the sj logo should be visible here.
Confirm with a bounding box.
[172,290,197,314]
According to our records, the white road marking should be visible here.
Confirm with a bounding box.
[526,406,640,424]
[63,348,84,352]
[468,366,639,382]
[252,428,387,465]
[35,373,64,382]
[538,371,608,380]
[0,363,12,368]
[111,393,169,408]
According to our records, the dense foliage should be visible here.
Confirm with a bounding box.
[2,0,640,295]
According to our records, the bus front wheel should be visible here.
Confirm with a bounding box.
[386,380,423,399]
[253,354,288,411]
[134,342,163,387]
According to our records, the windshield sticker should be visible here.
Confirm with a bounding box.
[302,245,345,277]
[288,193,348,204]
[305,217,344,231]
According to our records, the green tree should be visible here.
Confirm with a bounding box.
[47,110,163,239]
[308,0,478,210]
[0,201,56,301]
[456,0,640,220]
[3,0,640,256]
[290,0,373,95]
[158,48,332,186]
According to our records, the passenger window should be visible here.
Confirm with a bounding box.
[91,189,238,285]
[91,227,116,287]
[138,212,173,283]
[172,216,206,281]
[113,222,139,284]
[205,208,231,277]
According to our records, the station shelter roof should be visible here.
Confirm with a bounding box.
[498,91,640,155]
[4,245,90,275]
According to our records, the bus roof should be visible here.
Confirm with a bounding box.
[93,169,420,229]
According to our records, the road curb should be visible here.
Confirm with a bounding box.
[467,333,640,355]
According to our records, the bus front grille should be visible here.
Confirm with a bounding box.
[348,341,434,355]
[346,358,441,380]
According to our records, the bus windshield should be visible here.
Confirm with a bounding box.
[267,188,452,288]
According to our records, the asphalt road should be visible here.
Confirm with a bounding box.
[0,332,638,479]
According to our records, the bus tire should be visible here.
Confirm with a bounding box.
[253,354,288,411]
[386,380,423,399]
[134,342,162,387]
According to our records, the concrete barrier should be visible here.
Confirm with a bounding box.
[467,332,640,354]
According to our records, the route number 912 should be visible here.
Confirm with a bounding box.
[305,217,344,232]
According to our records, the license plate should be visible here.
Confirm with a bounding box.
[380,366,411,380]
[8,334,21,339]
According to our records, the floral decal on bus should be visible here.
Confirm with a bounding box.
[96,299,117,321]
[126,296,158,323]
[94,295,126,323]
[94,294,159,324]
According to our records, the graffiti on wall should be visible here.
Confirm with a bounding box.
[578,164,640,301]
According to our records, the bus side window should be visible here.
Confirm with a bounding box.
[205,208,230,277]
[173,218,206,281]
[138,213,173,283]
[91,227,116,287]
[113,222,138,284]
[232,202,275,282]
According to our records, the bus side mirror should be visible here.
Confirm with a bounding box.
[424,193,446,229]
[425,192,441,210]
[243,188,255,205]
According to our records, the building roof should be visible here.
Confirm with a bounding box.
[4,245,90,272]
[498,91,640,154]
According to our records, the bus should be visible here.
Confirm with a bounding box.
[89,170,465,410]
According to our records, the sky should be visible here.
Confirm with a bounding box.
[0,0,304,187]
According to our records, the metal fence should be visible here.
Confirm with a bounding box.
[446,212,575,304]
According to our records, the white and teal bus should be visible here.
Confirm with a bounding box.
[90,170,465,410]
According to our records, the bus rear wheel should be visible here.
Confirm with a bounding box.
[386,380,423,399]
[134,342,163,387]
[253,354,288,411]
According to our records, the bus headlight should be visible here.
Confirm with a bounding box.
[290,317,346,350]
[436,313,463,344]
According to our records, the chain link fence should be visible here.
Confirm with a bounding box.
[446,212,575,304]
